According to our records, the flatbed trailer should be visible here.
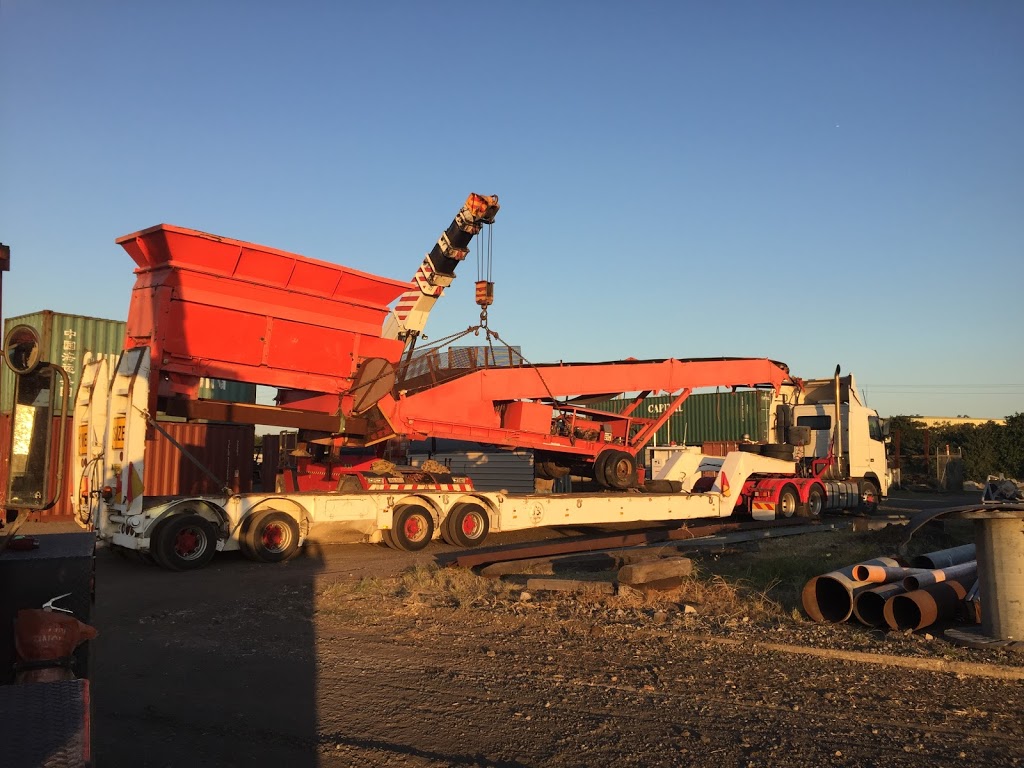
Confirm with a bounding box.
[98,425,853,568]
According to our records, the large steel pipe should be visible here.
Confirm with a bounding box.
[853,582,908,627]
[883,580,968,631]
[903,561,977,592]
[911,543,976,569]
[802,557,899,623]
[851,564,925,584]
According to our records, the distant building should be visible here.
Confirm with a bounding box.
[912,417,1006,428]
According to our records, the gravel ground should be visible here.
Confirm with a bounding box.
[90,490,1024,767]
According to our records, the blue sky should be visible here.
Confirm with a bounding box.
[1,1,1021,419]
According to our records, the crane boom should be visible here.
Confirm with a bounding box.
[382,193,499,345]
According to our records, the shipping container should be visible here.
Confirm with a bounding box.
[587,389,774,447]
[0,414,254,521]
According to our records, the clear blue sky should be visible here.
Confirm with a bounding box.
[1,1,1021,419]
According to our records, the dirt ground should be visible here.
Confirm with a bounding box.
[91,491,1024,767]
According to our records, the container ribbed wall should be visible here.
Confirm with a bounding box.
[2,312,126,414]
[587,389,774,447]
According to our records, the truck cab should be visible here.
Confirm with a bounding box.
[786,373,890,498]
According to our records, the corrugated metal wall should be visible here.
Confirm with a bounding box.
[142,422,255,496]
[410,449,535,493]
[587,389,774,447]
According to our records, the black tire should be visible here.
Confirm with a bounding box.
[536,460,571,480]
[859,479,880,515]
[762,444,795,461]
[444,503,490,548]
[738,443,762,454]
[390,504,434,552]
[153,514,218,571]
[775,484,799,519]
[602,450,638,490]
[380,529,397,549]
[592,451,612,486]
[801,485,825,519]
[242,510,300,563]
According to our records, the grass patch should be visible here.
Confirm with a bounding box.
[317,565,520,615]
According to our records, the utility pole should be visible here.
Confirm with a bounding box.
[0,242,9,332]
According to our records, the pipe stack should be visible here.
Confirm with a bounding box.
[803,545,979,632]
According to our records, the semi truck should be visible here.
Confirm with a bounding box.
[64,196,887,569]
[650,368,890,518]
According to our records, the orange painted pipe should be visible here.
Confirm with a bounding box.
[850,564,925,583]
[883,580,968,631]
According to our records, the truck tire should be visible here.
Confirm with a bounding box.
[536,460,571,480]
[154,514,218,571]
[242,510,300,563]
[443,503,490,548]
[602,450,637,490]
[775,484,799,519]
[761,444,795,461]
[859,479,880,515]
[800,485,825,519]
[390,504,435,552]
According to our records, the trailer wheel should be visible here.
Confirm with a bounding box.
[444,503,490,548]
[801,485,825,519]
[242,510,300,563]
[775,485,799,519]
[859,479,880,515]
[390,504,434,552]
[154,514,218,571]
[602,450,637,490]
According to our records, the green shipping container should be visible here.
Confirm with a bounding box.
[1,312,127,413]
[588,389,774,448]
[2,311,257,413]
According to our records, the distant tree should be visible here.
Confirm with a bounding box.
[1001,413,1024,479]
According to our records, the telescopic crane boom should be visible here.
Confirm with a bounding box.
[381,193,499,348]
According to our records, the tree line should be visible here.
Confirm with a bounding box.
[888,413,1024,482]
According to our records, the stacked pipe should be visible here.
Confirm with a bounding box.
[802,545,978,631]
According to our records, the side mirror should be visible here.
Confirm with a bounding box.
[3,324,42,374]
